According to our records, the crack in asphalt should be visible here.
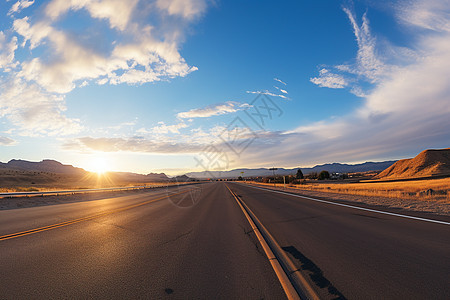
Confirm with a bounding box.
[159,229,193,246]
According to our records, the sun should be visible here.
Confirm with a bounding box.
[89,157,110,174]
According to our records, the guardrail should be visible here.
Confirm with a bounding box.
[0,186,153,198]
[0,181,205,198]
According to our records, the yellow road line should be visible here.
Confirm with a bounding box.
[225,184,301,300]
[0,190,189,242]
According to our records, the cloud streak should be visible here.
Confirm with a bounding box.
[310,68,348,89]
[310,5,390,95]
[177,101,250,119]
[274,78,287,85]
[7,0,35,16]
[246,90,290,100]
[64,136,205,154]
[0,136,16,145]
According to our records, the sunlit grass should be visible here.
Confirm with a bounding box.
[251,178,450,203]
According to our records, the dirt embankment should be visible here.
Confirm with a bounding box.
[375,148,450,180]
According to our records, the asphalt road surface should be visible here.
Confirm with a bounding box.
[0,182,449,299]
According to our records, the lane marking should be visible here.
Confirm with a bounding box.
[0,189,190,242]
[239,184,450,226]
[226,184,317,300]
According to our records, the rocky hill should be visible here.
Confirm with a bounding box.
[0,159,85,174]
[375,148,450,180]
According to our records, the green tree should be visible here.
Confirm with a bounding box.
[318,170,330,180]
[296,168,304,179]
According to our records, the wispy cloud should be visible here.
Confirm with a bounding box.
[151,122,189,134]
[396,0,450,32]
[310,68,348,89]
[342,7,388,82]
[247,77,291,100]
[177,101,250,119]
[0,31,18,71]
[310,6,390,95]
[0,78,83,136]
[63,136,205,154]
[0,136,16,145]
[274,86,288,94]
[246,90,290,100]
[156,0,207,20]
[7,0,34,16]
[274,78,287,85]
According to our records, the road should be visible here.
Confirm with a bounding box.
[0,182,449,299]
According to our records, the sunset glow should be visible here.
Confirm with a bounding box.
[88,157,110,175]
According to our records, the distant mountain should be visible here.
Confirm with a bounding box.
[111,172,169,182]
[186,161,397,179]
[0,159,86,174]
[0,159,171,182]
[171,174,193,182]
[303,161,397,174]
[375,148,450,180]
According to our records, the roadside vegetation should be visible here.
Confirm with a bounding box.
[249,177,450,204]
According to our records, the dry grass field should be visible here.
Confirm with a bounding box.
[246,177,450,215]
[254,178,450,202]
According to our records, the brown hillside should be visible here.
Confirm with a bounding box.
[375,148,450,179]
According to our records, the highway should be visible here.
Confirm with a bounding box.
[0,182,449,299]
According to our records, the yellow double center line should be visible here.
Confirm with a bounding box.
[0,190,189,242]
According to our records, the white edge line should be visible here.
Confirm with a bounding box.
[241,184,450,226]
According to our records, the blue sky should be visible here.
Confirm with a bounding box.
[0,0,449,175]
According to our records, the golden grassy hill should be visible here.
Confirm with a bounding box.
[375,148,450,180]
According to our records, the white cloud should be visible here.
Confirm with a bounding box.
[156,0,207,20]
[0,78,83,136]
[7,0,34,16]
[274,86,288,94]
[0,136,16,145]
[177,101,249,119]
[310,6,389,92]
[397,0,450,32]
[310,68,348,89]
[45,0,138,31]
[343,8,388,82]
[274,78,287,85]
[63,136,205,154]
[247,78,290,101]
[246,90,290,100]
[12,3,198,94]
[151,121,189,134]
[0,32,18,70]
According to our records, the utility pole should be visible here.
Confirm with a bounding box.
[269,167,277,187]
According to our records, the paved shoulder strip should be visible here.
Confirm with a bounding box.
[241,184,450,226]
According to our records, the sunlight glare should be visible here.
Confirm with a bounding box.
[89,156,110,174]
